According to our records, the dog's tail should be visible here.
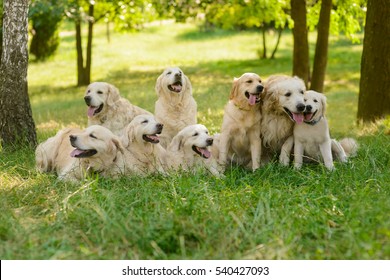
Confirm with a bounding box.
[339,137,358,158]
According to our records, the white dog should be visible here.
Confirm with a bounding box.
[36,125,125,182]
[164,124,221,176]
[84,82,151,135]
[154,67,197,148]
[280,90,358,170]
[121,114,166,175]
[218,73,264,171]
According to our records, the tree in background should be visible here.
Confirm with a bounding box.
[29,0,65,61]
[0,0,3,65]
[357,0,390,122]
[0,0,37,149]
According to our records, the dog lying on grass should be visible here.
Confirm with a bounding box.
[279,90,358,170]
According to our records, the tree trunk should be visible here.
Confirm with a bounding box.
[357,0,390,122]
[270,28,283,59]
[261,27,267,59]
[291,0,310,87]
[75,20,86,86]
[310,0,332,92]
[0,0,37,148]
[85,3,94,85]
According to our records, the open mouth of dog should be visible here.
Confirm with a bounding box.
[245,91,261,105]
[283,107,304,124]
[143,134,160,144]
[87,104,104,117]
[304,110,318,122]
[70,147,97,158]
[192,145,211,159]
[168,80,182,93]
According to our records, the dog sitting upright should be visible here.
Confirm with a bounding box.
[279,90,358,170]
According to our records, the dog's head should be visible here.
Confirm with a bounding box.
[303,90,327,123]
[155,67,192,98]
[230,73,264,109]
[122,114,163,147]
[69,125,124,169]
[168,124,214,159]
[264,75,306,123]
[84,82,121,118]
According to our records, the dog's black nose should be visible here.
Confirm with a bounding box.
[256,85,264,93]
[296,103,305,112]
[156,123,163,130]
[305,105,312,112]
[84,96,91,106]
[175,72,182,78]
[69,135,77,144]
[206,138,213,146]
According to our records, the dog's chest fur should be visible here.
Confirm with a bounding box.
[261,113,293,151]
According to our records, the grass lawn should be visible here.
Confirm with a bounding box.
[1,21,390,260]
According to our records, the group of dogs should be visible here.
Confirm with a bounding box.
[35,67,358,182]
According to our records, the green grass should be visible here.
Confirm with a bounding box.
[1,21,390,260]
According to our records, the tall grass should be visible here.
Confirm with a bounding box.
[1,21,389,260]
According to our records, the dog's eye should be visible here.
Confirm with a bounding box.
[304,99,307,102]
[285,92,292,97]
[193,132,199,137]
[142,120,148,124]
[97,90,103,94]
[87,90,91,93]
[314,99,318,103]
[89,134,97,139]
[205,131,209,135]
[246,80,253,83]
[300,90,304,94]
[167,72,172,75]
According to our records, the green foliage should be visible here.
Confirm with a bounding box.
[29,0,65,61]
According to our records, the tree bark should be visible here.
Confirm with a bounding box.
[86,3,94,85]
[0,0,37,148]
[270,28,283,59]
[291,0,310,87]
[76,20,86,86]
[357,0,390,122]
[310,0,332,92]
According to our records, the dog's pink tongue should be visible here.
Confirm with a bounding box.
[172,84,182,92]
[87,106,96,117]
[292,113,304,124]
[248,94,257,105]
[149,135,159,141]
[304,113,313,121]
[70,149,84,157]
[198,147,211,159]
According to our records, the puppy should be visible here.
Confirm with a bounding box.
[279,90,358,170]
[154,67,197,148]
[121,114,166,175]
[84,82,151,135]
[261,75,306,161]
[218,73,264,171]
[164,124,221,176]
[36,125,125,182]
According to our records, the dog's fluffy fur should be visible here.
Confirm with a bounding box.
[279,90,358,170]
[35,125,125,182]
[164,124,221,176]
[154,67,197,148]
[260,75,306,161]
[121,114,166,175]
[218,73,264,170]
[85,82,151,135]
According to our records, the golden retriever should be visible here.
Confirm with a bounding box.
[154,67,197,148]
[261,75,306,161]
[84,82,151,135]
[279,90,358,170]
[35,125,125,182]
[218,73,264,171]
[164,124,221,176]
[121,114,166,175]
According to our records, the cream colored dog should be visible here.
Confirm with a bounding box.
[261,75,306,161]
[164,124,221,176]
[84,82,151,135]
[279,90,358,170]
[218,73,264,171]
[121,114,166,175]
[35,125,125,182]
[154,67,197,148]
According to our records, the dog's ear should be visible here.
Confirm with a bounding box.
[106,84,120,107]
[121,123,135,147]
[263,84,279,112]
[183,74,192,95]
[168,133,184,152]
[320,93,327,116]
[229,77,239,100]
[155,73,164,97]
[112,136,125,154]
